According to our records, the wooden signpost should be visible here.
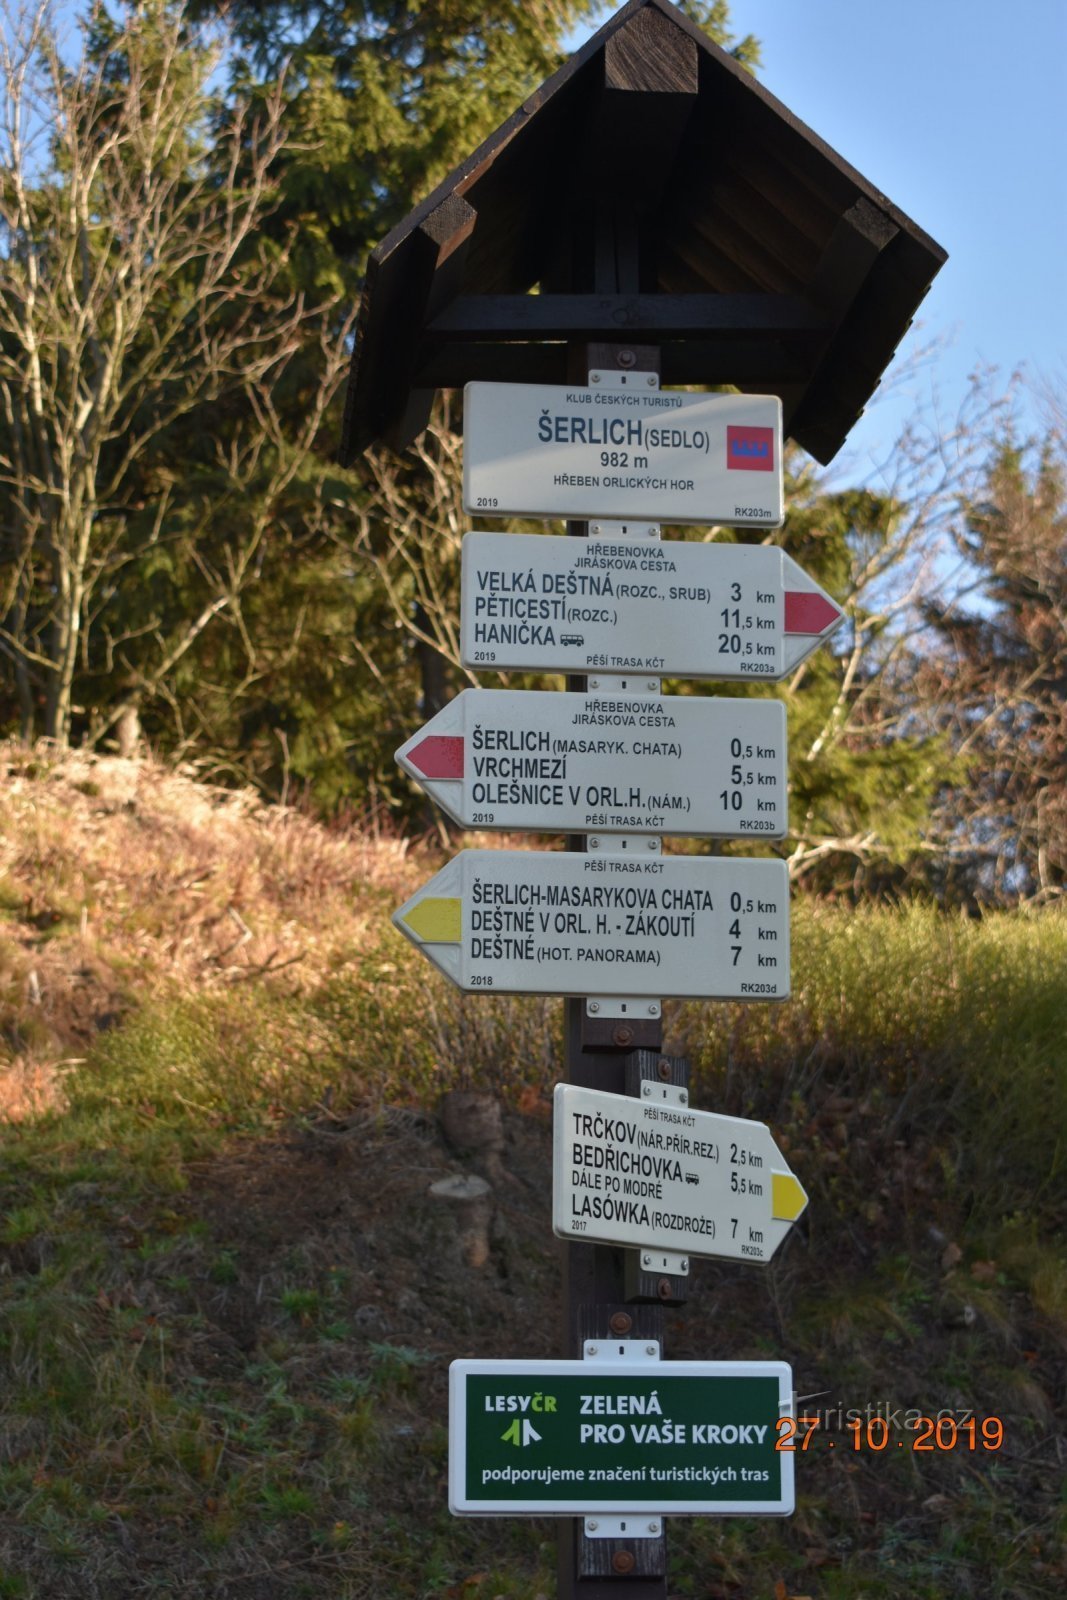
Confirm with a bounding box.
[340,1,946,1591]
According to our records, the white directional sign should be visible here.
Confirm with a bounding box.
[395,689,787,839]
[461,532,843,681]
[553,1085,807,1265]
[393,849,790,999]
[463,383,784,527]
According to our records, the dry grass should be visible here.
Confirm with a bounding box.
[0,742,425,1120]
[0,743,571,1124]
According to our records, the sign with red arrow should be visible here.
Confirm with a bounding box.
[396,689,788,838]
[461,533,843,681]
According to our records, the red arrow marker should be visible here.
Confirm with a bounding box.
[407,735,464,779]
[784,591,842,635]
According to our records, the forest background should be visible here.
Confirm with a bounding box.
[0,0,1063,906]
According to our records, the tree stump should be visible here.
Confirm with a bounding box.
[427,1173,493,1269]
[438,1090,507,1184]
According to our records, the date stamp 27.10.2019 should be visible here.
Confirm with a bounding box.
[776,1413,1004,1454]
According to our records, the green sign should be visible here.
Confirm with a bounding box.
[449,1357,794,1516]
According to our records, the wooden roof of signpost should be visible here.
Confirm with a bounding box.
[339,0,946,467]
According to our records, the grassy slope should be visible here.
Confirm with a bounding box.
[0,745,1064,1599]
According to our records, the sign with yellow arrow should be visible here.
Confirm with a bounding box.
[553,1084,807,1265]
[393,849,790,999]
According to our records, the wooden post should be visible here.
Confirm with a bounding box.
[556,315,684,1595]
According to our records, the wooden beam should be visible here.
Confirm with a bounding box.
[412,343,563,387]
[575,4,699,222]
[412,336,811,389]
[427,292,828,341]
[595,203,641,296]
[381,194,478,452]
[791,235,943,464]
[806,196,898,318]
[788,198,906,463]
[342,194,477,459]
[556,332,669,1600]
[606,3,698,95]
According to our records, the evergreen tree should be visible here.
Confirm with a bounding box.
[156,0,759,813]
[3,0,764,813]
[191,0,758,295]
[683,443,959,897]
[774,463,954,896]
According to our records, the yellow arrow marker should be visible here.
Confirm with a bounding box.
[771,1171,807,1222]
[401,896,462,943]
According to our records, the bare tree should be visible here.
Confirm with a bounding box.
[0,0,346,745]
[780,370,1016,892]
[912,407,1066,903]
[340,395,474,717]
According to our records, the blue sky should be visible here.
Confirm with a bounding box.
[726,0,1066,468]
[590,0,1067,475]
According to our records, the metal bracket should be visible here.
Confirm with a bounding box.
[585,995,660,1021]
[582,1339,661,1362]
[587,675,660,694]
[588,369,660,392]
[584,1514,664,1540]
[586,834,660,856]
[637,1246,689,1277]
[578,1344,667,1541]
[637,1080,689,1111]
[583,796,662,1021]
[584,670,663,855]
[589,520,660,541]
